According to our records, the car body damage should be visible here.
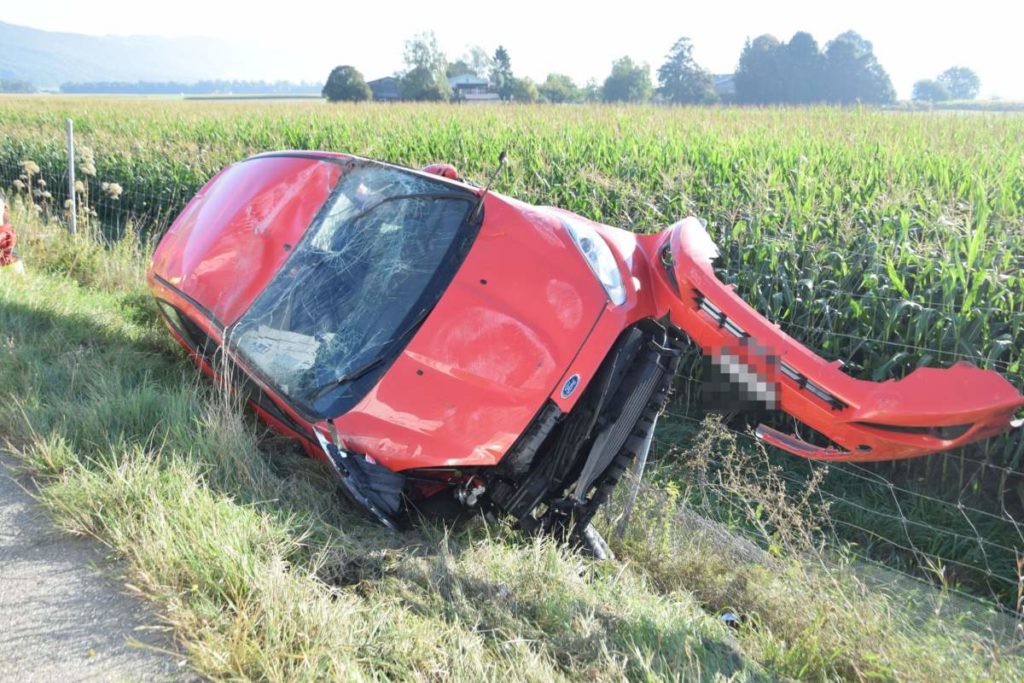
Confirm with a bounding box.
[147,151,1024,545]
[654,219,1024,461]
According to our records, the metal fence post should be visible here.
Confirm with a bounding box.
[66,118,76,235]
[614,414,658,541]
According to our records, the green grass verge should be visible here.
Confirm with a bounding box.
[1,209,1022,680]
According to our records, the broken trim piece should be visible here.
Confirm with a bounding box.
[313,430,404,529]
[660,218,1024,462]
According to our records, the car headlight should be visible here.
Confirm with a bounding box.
[561,218,627,305]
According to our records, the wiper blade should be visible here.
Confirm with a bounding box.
[401,303,435,341]
[348,191,474,226]
[303,305,436,406]
[304,357,385,403]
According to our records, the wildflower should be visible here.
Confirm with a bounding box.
[37,178,46,188]
[12,180,24,191]
[103,182,123,200]
[20,160,40,175]
[75,180,85,193]
[77,146,97,176]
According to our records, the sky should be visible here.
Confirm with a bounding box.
[5,0,1023,99]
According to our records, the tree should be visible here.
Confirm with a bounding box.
[937,66,980,99]
[490,45,514,100]
[734,35,783,104]
[321,66,371,102]
[539,73,580,103]
[822,31,895,105]
[912,79,951,102]
[465,46,494,77]
[509,77,539,102]
[581,79,602,102]
[446,60,476,79]
[602,57,652,103]
[401,66,451,101]
[657,37,715,104]
[400,31,451,101]
[778,32,825,103]
[734,30,893,106]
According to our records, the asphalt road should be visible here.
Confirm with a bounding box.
[0,452,191,682]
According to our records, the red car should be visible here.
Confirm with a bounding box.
[147,152,1023,549]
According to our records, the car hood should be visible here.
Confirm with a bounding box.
[332,194,611,471]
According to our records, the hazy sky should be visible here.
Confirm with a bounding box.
[6,0,1023,98]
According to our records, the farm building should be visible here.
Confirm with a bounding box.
[449,74,499,102]
[368,76,401,101]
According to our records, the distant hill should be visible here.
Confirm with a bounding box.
[0,21,283,88]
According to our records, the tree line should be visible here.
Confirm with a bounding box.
[0,79,36,93]
[58,80,322,95]
[42,30,982,105]
[324,29,976,106]
[734,31,895,105]
[912,67,981,102]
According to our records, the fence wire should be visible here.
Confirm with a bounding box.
[657,406,1024,615]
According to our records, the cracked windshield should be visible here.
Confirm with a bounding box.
[232,163,475,415]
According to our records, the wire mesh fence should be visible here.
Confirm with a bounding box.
[2,117,1023,619]
[654,407,1024,610]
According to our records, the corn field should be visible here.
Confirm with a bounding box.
[1,96,1023,607]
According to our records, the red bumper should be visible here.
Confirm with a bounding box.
[645,218,1024,462]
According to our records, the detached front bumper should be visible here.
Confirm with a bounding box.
[648,218,1024,462]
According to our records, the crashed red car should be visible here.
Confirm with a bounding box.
[147,152,1024,548]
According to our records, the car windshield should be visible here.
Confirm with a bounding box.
[231,161,477,418]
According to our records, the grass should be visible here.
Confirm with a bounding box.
[3,196,1024,680]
